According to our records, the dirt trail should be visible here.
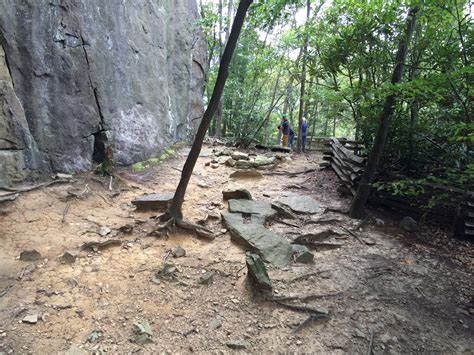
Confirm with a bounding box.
[0,145,472,354]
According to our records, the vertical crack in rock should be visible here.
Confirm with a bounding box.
[80,34,105,129]
[80,34,107,164]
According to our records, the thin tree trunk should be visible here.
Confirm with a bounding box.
[214,0,224,138]
[264,65,283,144]
[168,0,253,219]
[296,0,310,154]
[278,78,292,144]
[349,7,419,219]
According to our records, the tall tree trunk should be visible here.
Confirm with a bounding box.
[264,65,283,144]
[277,79,292,144]
[214,0,224,138]
[349,7,419,219]
[296,0,310,153]
[168,0,253,219]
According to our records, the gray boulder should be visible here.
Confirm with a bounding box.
[0,0,206,185]
[400,216,418,232]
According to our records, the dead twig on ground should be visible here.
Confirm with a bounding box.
[109,176,113,191]
[293,313,330,333]
[62,202,71,223]
[81,239,122,251]
[367,328,374,355]
[0,193,18,203]
[304,218,342,226]
[0,179,72,194]
[264,168,316,177]
[271,299,329,315]
[277,220,300,228]
[341,226,364,244]
[0,179,72,201]
[97,192,113,206]
[171,167,183,173]
[323,207,349,215]
[0,284,13,298]
[288,270,330,283]
[271,292,341,302]
[415,286,426,298]
[285,184,308,190]
[163,249,172,262]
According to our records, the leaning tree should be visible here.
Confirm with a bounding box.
[156,0,254,237]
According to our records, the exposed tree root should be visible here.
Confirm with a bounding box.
[153,214,217,240]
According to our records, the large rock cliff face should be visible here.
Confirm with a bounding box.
[0,0,206,186]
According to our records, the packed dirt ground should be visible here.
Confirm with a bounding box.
[0,144,473,354]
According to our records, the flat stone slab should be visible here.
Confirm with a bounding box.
[228,199,276,221]
[132,192,174,211]
[229,169,263,179]
[223,189,252,200]
[222,213,292,267]
[277,192,321,214]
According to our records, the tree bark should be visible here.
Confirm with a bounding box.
[168,0,253,219]
[349,7,419,219]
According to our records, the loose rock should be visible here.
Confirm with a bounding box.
[400,216,418,232]
[210,317,222,330]
[253,155,276,167]
[222,188,252,200]
[225,158,236,167]
[19,249,42,262]
[231,151,249,161]
[99,226,111,237]
[198,271,214,285]
[131,192,174,211]
[22,314,38,324]
[59,251,77,264]
[133,320,153,344]
[229,170,263,179]
[292,244,314,264]
[246,253,272,292]
[226,340,250,350]
[172,246,186,258]
[235,160,252,169]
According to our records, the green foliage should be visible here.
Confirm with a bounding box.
[200,0,472,208]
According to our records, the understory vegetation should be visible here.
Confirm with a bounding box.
[200,0,472,201]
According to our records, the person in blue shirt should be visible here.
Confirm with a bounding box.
[301,117,308,152]
[289,128,295,148]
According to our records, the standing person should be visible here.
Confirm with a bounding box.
[289,128,295,149]
[301,117,308,152]
[280,114,290,147]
